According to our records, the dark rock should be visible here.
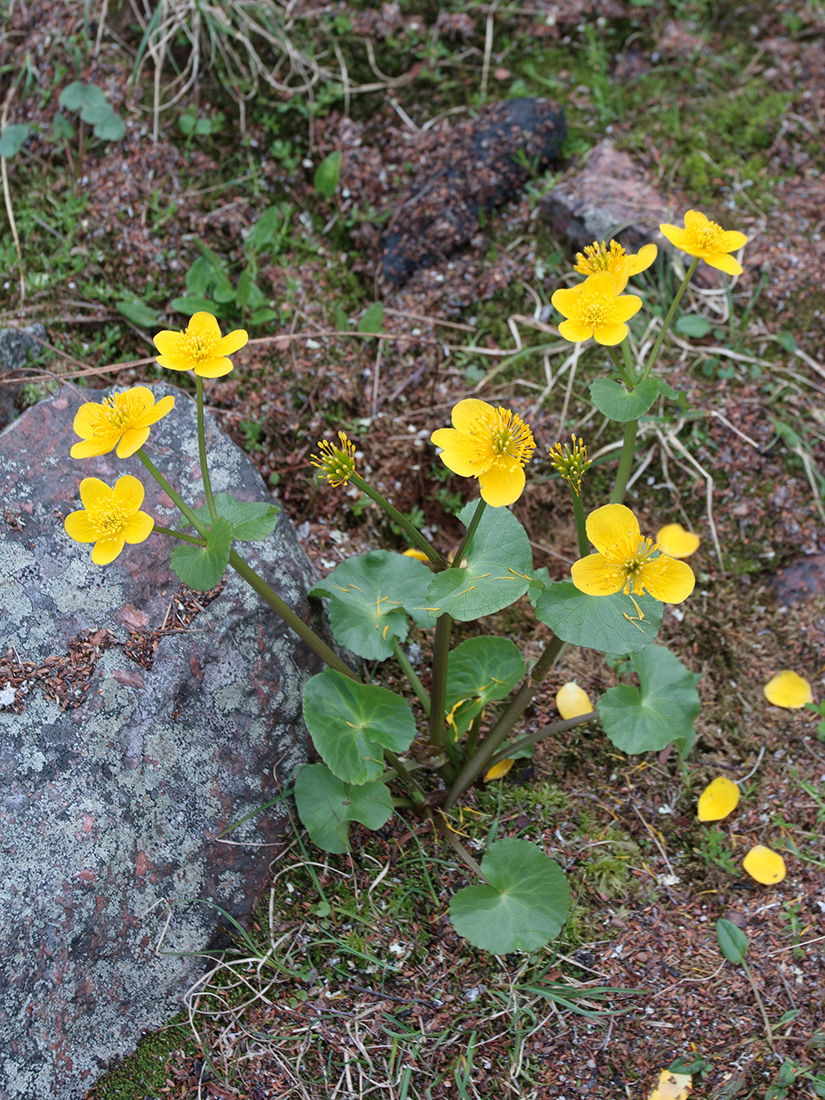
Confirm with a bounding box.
[0,383,324,1100]
[0,324,47,431]
[539,140,670,254]
[381,97,566,283]
[771,553,825,606]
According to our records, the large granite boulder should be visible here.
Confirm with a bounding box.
[0,382,324,1100]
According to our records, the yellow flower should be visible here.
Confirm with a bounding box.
[64,475,154,565]
[656,523,700,559]
[70,387,175,459]
[743,845,786,885]
[551,272,642,346]
[659,210,748,276]
[311,431,357,487]
[556,682,593,720]
[431,399,536,508]
[574,239,658,292]
[763,670,813,709]
[571,503,695,604]
[697,776,740,822]
[153,312,248,378]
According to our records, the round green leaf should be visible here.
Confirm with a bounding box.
[357,301,384,334]
[169,516,232,591]
[116,299,160,327]
[59,81,110,122]
[716,918,748,965]
[675,314,714,338]
[0,124,29,158]
[426,502,533,622]
[534,581,661,653]
[302,669,416,785]
[192,491,279,542]
[94,112,125,142]
[294,763,393,854]
[599,643,701,757]
[445,637,525,735]
[589,377,661,422]
[170,295,220,316]
[450,838,570,954]
[309,550,435,661]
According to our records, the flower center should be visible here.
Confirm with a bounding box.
[603,534,660,595]
[475,409,536,467]
[91,502,128,539]
[576,240,626,276]
[93,391,141,433]
[692,218,724,251]
[182,327,220,362]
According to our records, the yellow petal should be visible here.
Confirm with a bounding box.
[697,776,740,822]
[478,460,525,507]
[72,401,104,436]
[556,682,593,720]
[606,293,642,323]
[719,230,748,252]
[558,319,596,343]
[451,398,495,433]
[550,285,584,318]
[656,523,700,558]
[139,392,176,425]
[743,845,786,885]
[659,223,692,252]
[627,243,657,275]
[64,510,97,543]
[586,271,619,296]
[216,328,248,357]
[570,552,624,596]
[71,438,114,459]
[91,534,126,565]
[592,321,631,346]
[79,477,112,511]
[155,354,193,372]
[113,474,145,514]
[483,758,515,782]
[123,511,154,544]
[703,252,743,276]
[403,548,430,563]
[152,331,185,357]
[763,671,813,709]
[639,555,695,604]
[585,503,640,554]
[193,356,235,378]
[116,427,151,457]
[187,311,222,341]
[431,428,490,477]
[648,1069,692,1100]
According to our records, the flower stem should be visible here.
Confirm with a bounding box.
[136,449,207,536]
[195,376,218,525]
[349,472,446,568]
[228,550,356,680]
[488,710,598,766]
[609,419,639,505]
[428,613,452,750]
[621,337,638,386]
[443,632,566,810]
[454,498,486,564]
[741,959,776,1053]
[383,750,426,804]
[392,639,429,715]
[640,256,699,383]
[572,490,589,557]
[151,525,205,545]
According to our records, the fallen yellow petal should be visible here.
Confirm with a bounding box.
[402,548,430,563]
[763,670,814,709]
[743,845,786,885]
[648,1069,692,1100]
[697,776,740,822]
[556,681,593,720]
[656,523,700,558]
[483,758,515,782]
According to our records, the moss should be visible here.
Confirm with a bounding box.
[85,1016,194,1100]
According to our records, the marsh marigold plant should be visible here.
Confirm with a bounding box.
[70,387,175,459]
[64,475,154,565]
[431,398,536,507]
[551,272,642,346]
[153,311,248,378]
[574,239,657,292]
[571,503,695,604]
[659,210,748,276]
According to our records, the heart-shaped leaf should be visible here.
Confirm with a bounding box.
[169,516,232,591]
[426,502,533,621]
[599,643,700,757]
[0,124,29,158]
[445,637,525,735]
[302,669,416,785]
[590,377,661,422]
[450,838,570,954]
[310,550,435,661]
[534,581,661,653]
[294,763,393,854]
[192,491,279,542]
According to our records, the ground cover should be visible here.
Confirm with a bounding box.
[1,1,824,1097]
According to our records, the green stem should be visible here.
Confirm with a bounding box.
[606,345,633,389]
[741,960,776,1053]
[454,498,486,564]
[383,750,426,804]
[136,449,207,536]
[621,337,637,386]
[640,256,699,383]
[609,419,639,505]
[349,472,445,568]
[392,639,429,715]
[428,613,452,750]
[152,525,205,546]
[572,490,589,557]
[196,375,218,524]
[465,711,484,759]
[443,633,566,810]
[228,549,356,680]
[488,711,598,767]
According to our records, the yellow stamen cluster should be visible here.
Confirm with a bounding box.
[182,326,220,363]
[473,407,536,468]
[311,431,357,487]
[548,435,591,496]
[575,240,626,277]
[90,501,130,538]
[600,533,661,596]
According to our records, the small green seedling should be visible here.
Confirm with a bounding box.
[716,918,775,1052]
